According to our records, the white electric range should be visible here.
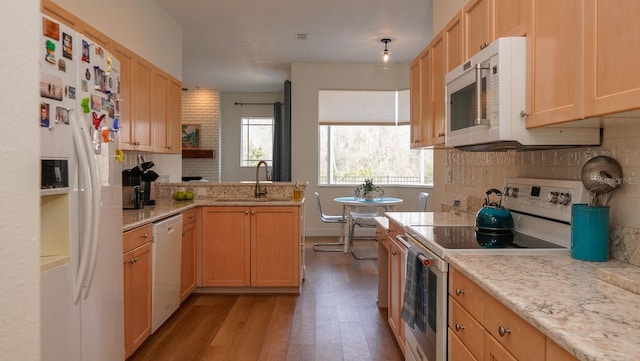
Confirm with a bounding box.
[400,178,587,361]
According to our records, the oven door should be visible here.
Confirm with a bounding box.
[399,234,448,361]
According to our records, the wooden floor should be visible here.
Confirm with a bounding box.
[128,236,403,361]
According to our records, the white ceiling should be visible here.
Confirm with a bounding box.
[155,0,433,92]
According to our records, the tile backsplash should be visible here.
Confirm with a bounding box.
[444,117,640,266]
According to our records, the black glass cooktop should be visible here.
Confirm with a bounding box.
[407,225,564,250]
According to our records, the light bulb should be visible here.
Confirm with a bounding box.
[383,50,390,62]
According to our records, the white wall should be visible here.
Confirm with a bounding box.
[220,92,284,182]
[0,1,41,358]
[52,0,182,80]
[290,62,434,236]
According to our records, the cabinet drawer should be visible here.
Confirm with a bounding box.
[449,297,484,360]
[484,331,518,361]
[448,328,479,361]
[182,208,197,225]
[123,224,152,253]
[449,267,485,323]
[483,293,545,361]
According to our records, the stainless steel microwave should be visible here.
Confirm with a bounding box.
[444,37,600,151]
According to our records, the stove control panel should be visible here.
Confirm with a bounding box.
[502,178,587,223]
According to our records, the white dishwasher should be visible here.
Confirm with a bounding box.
[151,214,182,334]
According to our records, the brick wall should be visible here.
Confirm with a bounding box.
[181,89,221,182]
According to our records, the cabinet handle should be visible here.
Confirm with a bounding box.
[251,210,255,215]
[182,232,185,236]
[455,323,465,332]
[455,288,465,296]
[392,251,398,256]
[498,325,511,337]
[141,233,148,239]
[520,110,530,118]
[245,211,249,215]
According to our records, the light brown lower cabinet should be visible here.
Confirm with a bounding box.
[449,267,578,361]
[180,209,197,302]
[200,206,300,288]
[123,225,153,359]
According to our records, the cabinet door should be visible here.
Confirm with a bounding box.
[132,57,154,151]
[485,331,518,361]
[546,338,579,361]
[123,242,152,359]
[250,207,300,287]
[445,11,465,73]
[152,69,169,153]
[388,238,406,351]
[166,77,182,154]
[110,42,134,150]
[464,0,492,58]
[418,47,432,147]
[449,328,479,361]
[584,0,640,117]
[431,31,446,145]
[526,0,583,127]
[493,0,529,38]
[180,221,197,302]
[201,207,250,286]
[410,57,423,148]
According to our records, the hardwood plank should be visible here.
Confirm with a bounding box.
[127,237,402,361]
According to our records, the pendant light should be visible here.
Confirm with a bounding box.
[381,38,392,64]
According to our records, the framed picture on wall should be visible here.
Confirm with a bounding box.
[182,124,200,149]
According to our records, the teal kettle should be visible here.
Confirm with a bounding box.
[475,189,514,231]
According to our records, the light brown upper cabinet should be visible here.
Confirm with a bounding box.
[41,0,80,29]
[152,70,182,154]
[463,0,529,60]
[583,0,640,117]
[525,0,583,127]
[132,57,154,151]
[464,0,492,59]
[431,31,446,145]
[109,42,134,150]
[410,50,430,148]
[445,11,465,73]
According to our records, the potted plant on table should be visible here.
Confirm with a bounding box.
[355,178,384,201]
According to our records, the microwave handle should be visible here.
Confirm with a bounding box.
[475,63,490,126]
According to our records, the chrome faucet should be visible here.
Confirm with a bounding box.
[255,160,271,198]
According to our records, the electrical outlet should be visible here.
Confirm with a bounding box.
[196,187,207,196]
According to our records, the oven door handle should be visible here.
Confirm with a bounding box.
[395,234,414,249]
[396,234,435,267]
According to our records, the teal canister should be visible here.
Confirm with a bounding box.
[571,203,610,262]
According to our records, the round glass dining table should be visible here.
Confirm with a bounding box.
[333,197,404,252]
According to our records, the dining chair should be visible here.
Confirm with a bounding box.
[416,192,429,211]
[313,192,348,252]
[348,206,380,260]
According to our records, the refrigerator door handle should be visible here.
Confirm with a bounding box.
[71,116,93,304]
[81,120,102,300]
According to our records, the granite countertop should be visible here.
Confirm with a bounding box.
[447,254,640,361]
[384,211,476,229]
[123,198,304,231]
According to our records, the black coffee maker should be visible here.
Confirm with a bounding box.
[137,156,159,205]
[122,169,144,209]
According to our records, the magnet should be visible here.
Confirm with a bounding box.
[40,103,50,128]
[62,32,73,60]
[81,40,90,63]
[68,86,76,100]
[45,40,56,64]
[58,59,66,72]
[92,111,106,130]
[81,98,90,113]
[107,54,112,73]
[85,68,91,81]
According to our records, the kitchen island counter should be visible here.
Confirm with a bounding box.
[123,198,304,231]
[447,253,640,361]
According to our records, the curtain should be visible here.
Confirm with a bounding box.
[272,80,291,181]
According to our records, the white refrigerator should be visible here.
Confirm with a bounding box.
[40,15,124,361]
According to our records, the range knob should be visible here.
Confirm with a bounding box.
[547,191,559,204]
[505,187,519,198]
[558,192,572,205]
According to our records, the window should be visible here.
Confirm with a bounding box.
[318,90,433,186]
[241,117,273,167]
